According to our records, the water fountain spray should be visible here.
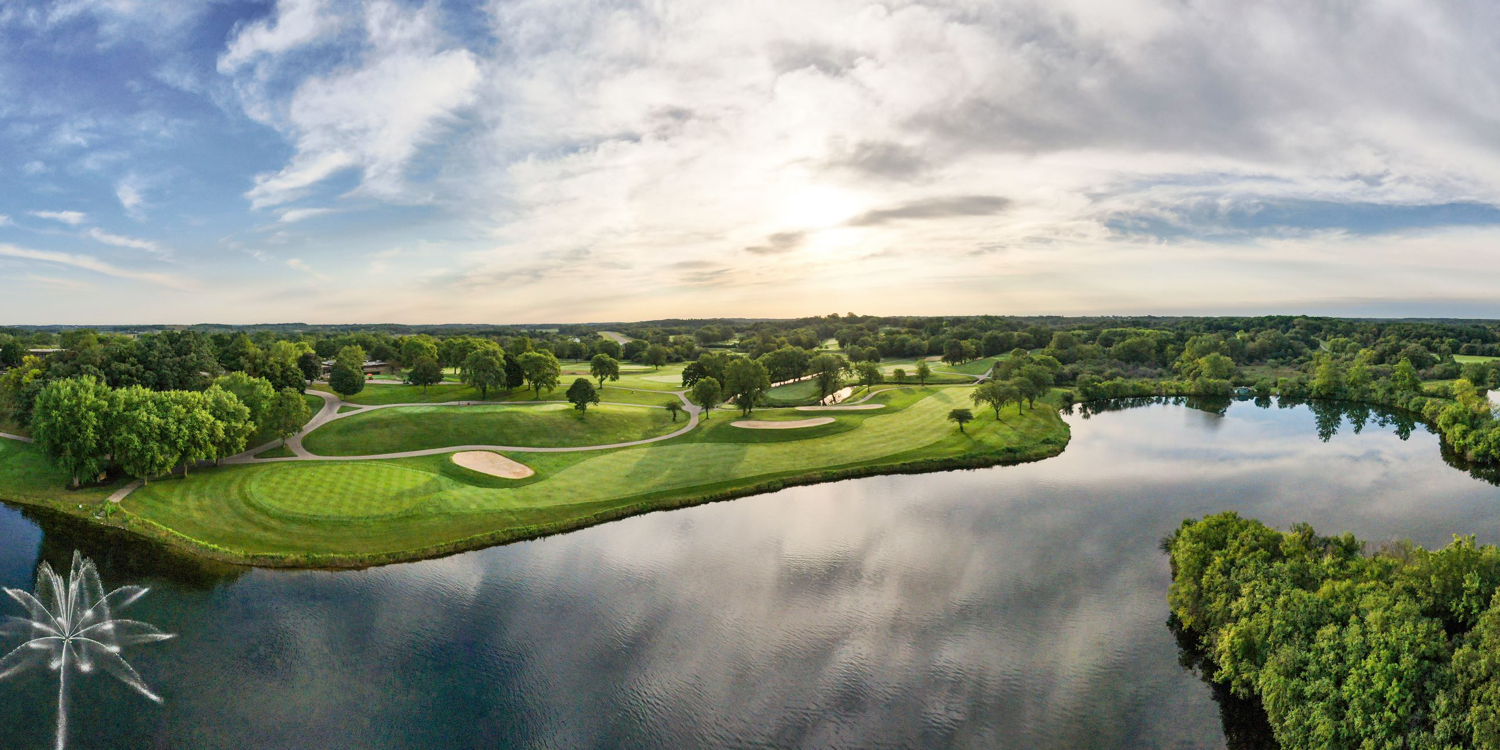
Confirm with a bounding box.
[0,551,174,750]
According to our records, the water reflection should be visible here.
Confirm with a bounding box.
[0,398,1497,748]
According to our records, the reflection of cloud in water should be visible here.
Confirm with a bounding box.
[7,399,1500,748]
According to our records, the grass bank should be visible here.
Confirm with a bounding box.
[1,386,1070,568]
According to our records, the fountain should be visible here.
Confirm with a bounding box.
[0,551,174,750]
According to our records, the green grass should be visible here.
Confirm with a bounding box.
[0,439,122,512]
[253,444,295,459]
[1456,355,1500,364]
[300,403,680,456]
[313,382,667,406]
[764,379,826,406]
[100,386,1069,566]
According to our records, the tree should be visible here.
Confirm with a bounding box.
[262,356,306,394]
[1195,352,1236,381]
[213,372,275,427]
[893,368,907,385]
[329,364,365,399]
[970,381,1009,420]
[681,361,707,388]
[915,361,932,386]
[296,351,323,383]
[203,386,253,465]
[690,377,722,419]
[518,350,562,398]
[855,361,884,393]
[1018,365,1054,407]
[1311,354,1345,399]
[503,352,526,392]
[664,400,683,422]
[645,344,670,370]
[335,345,366,373]
[759,346,810,383]
[566,378,600,414]
[160,390,218,477]
[399,336,439,369]
[461,348,505,400]
[31,377,112,487]
[943,340,966,365]
[0,340,23,369]
[947,408,974,433]
[264,388,311,448]
[723,358,771,416]
[108,387,177,485]
[809,353,846,400]
[1392,357,1422,396]
[408,356,444,393]
[590,354,621,388]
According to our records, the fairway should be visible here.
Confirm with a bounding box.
[112,385,1070,565]
[301,402,680,456]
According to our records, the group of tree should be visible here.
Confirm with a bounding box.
[1168,511,1500,749]
[29,374,308,487]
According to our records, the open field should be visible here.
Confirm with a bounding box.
[301,402,680,456]
[1457,355,1500,364]
[52,384,1072,566]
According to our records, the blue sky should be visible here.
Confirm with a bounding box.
[5,0,1500,324]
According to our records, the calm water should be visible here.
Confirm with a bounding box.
[2,398,1499,749]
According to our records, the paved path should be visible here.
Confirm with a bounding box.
[0,432,33,444]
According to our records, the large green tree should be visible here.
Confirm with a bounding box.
[689,377,722,419]
[723,358,771,416]
[566,378,600,415]
[107,387,177,485]
[518,350,562,398]
[809,353,846,401]
[461,348,505,400]
[31,376,112,487]
[589,354,620,388]
[329,364,365,399]
[203,385,253,464]
[408,356,444,393]
[264,388,312,447]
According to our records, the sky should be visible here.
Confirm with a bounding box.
[5,0,1500,324]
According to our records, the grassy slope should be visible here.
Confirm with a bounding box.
[0,439,123,513]
[1456,355,1500,364]
[300,403,679,455]
[313,382,669,406]
[105,385,1069,566]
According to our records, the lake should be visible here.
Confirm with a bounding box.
[1,398,1498,749]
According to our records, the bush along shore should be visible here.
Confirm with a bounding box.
[1166,512,1500,749]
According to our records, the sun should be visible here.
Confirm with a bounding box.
[778,185,861,228]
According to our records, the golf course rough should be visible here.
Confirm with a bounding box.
[0,386,1071,568]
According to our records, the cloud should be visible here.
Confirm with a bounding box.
[234,0,481,209]
[846,196,1011,227]
[87,228,171,259]
[29,210,87,226]
[0,215,9,226]
[22,274,94,292]
[743,231,807,256]
[219,0,343,72]
[286,257,327,281]
[0,243,193,290]
[277,207,337,223]
[115,176,146,217]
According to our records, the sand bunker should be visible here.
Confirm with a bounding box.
[731,417,835,430]
[797,404,884,411]
[451,451,534,479]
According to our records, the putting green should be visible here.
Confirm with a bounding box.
[248,463,441,520]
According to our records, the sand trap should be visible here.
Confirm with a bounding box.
[797,404,884,411]
[451,451,534,479]
[732,417,835,430]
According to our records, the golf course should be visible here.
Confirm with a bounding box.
[0,381,1069,567]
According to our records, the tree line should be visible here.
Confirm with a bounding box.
[29,373,309,488]
[1168,512,1500,749]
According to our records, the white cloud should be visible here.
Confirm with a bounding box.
[219,0,343,72]
[233,0,480,209]
[115,176,146,218]
[286,257,327,280]
[87,228,171,259]
[277,206,337,223]
[0,215,10,226]
[29,210,87,226]
[0,243,193,290]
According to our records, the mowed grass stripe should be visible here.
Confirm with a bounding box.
[301,402,680,456]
